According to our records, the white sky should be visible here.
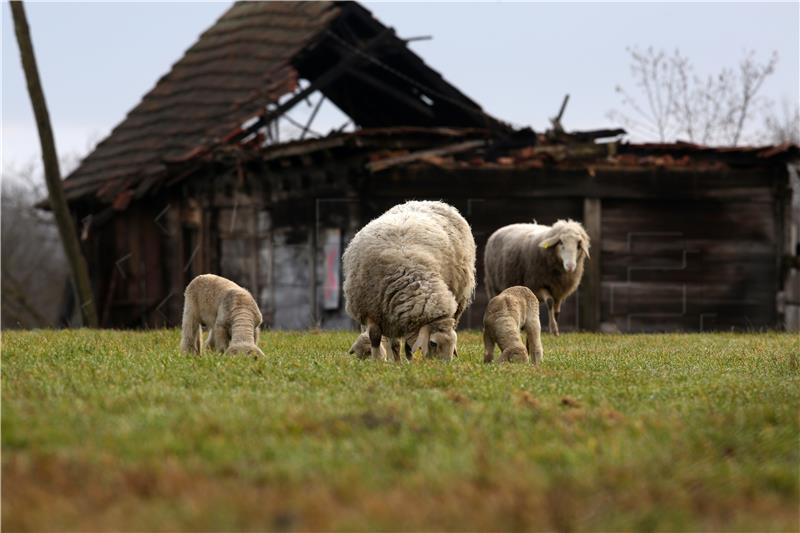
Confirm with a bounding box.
[2,1,799,169]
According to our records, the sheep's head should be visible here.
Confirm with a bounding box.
[412,317,458,361]
[225,342,264,357]
[501,346,529,363]
[348,331,387,359]
[539,220,590,273]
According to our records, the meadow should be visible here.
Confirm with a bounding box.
[2,329,798,532]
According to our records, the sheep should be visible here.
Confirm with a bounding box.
[484,219,590,336]
[180,274,264,356]
[343,200,476,361]
[483,286,543,364]
[348,331,401,361]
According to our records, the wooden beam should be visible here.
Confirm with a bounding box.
[238,28,394,142]
[580,198,602,331]
[347,68,436,119]
[11,1,98,327]
[367,140,485,173]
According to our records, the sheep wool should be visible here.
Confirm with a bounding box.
[343,200,476,360]
[180,274,264,356]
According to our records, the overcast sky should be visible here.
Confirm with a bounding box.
[2,2,798,169]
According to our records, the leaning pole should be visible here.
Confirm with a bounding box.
[10,0,98,327]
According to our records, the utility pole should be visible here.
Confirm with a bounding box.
[10,0,98,327]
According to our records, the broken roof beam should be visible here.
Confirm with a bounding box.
[337,3,513,137]
[367,139,486,172]
[346,68,436,119]
[232,26,395,144]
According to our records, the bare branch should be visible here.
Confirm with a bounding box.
[610,47,780,146]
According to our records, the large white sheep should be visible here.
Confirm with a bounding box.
[180,274,264,356]
[343,200,476,361]
[483,286,543,364]
[484,219,590,335]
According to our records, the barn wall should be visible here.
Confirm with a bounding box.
[84,154,794,334]
[86,202,170,328]
[367,164,790,332]
[600,198,778,332]
[783,164,800,331]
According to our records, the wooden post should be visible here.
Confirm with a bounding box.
[10,0,98,327]
[310,199,320,328]
[580,198,602,330]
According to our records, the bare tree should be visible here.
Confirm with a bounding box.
[609,46,778,146]
[1,163,69,328]
[10,0,98,327]
[763,100,800,145]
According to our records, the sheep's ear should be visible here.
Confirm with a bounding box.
[583,244,591,260]
[453,345,459,358]
[412,325,431,356]
[540,236,559,249]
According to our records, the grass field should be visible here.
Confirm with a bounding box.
[2,329,799,532]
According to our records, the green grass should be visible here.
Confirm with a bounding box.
[2,329,799,532]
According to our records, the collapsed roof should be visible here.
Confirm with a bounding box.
[63,1,512,206]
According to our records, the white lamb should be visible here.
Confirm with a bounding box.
[348,332,401,361]
[484,219,590,336]
[483,286,543,364]
[180,274,264,356]
[343,200,476,361]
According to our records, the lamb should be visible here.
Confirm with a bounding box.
[180,274,264,356]
[484,219,590,336]
[343,200,476,361]
[483,286,543,364]
[348,332,401,361]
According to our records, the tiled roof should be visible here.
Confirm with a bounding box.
[62,1,512,206]
[63,2,339,203]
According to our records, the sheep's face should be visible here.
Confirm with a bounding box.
[412,319,458,361]
[541,232,590,273]
[225,343,264,357]
[348,332,387,359]
[501,346,529,363]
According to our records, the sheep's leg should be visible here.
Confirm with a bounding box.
[212,322,230,352]
[496,349,507,362]
[483,330,495,363]
[404,340,413,360]
[545,298,559,336]
[367,319,386,361]
[203,326,214,351]
[389,337,405,363]
[535,288,557,335]
[180,302,201,354]
[552,299,562,337]
[525,313,544,365]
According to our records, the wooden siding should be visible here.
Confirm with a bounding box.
[77,154,794,333]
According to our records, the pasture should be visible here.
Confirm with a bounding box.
[2,329,798,531]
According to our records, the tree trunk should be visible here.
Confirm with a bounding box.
[10,0,98,327]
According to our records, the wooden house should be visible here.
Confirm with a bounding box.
[59,1,800,331]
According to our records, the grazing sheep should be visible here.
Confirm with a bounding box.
[483,286,543,364]
[343,200,476,361]
[180,274,264,356]
[349,331,401,361]
[484,219,590,336]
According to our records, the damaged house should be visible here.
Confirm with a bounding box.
[59,1,800,332]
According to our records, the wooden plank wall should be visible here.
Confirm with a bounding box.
[601,198,778,331]
[84,155,791,333]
